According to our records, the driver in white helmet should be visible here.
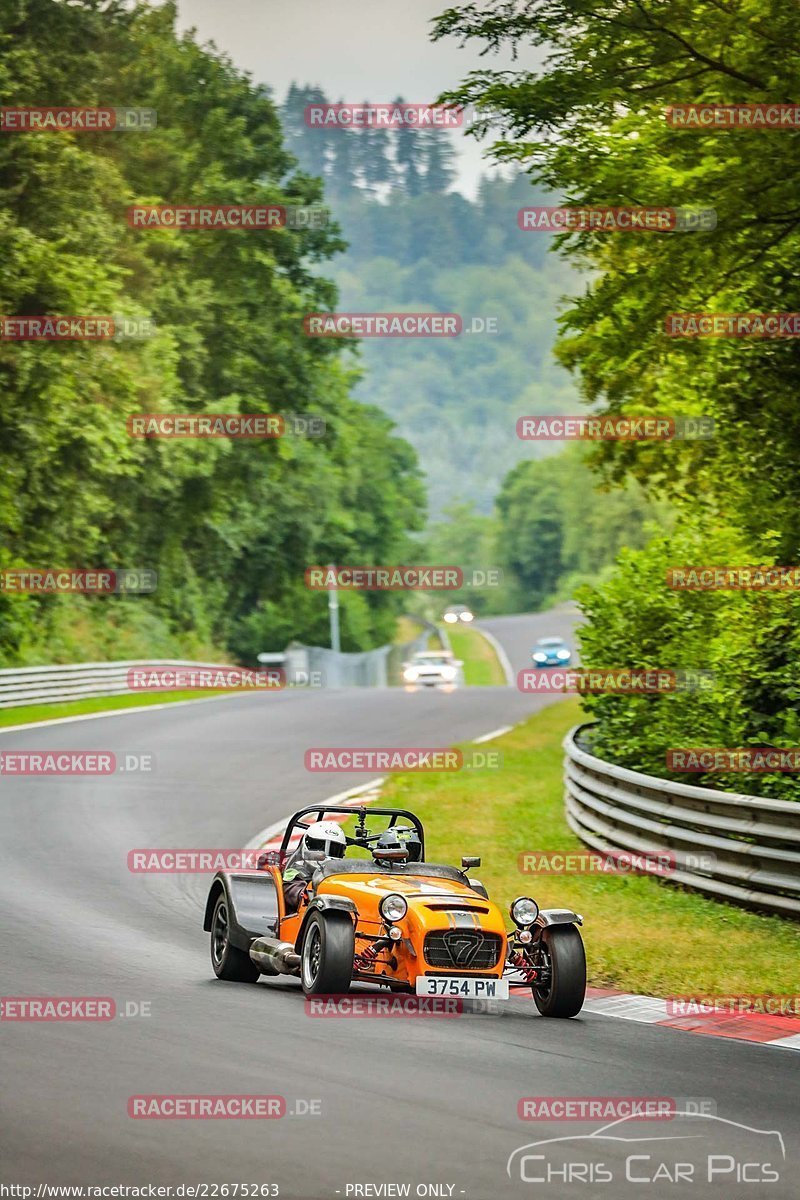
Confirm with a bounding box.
[282,820,347,912]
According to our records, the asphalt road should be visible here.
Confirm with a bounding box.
[0,610,796,1199]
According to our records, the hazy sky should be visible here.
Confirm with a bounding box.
[175,0,539,194]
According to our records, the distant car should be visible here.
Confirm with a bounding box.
[531,637,572,667]
[443,604,474,624]
[402,650,460,689]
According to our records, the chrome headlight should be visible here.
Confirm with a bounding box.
[380,893,408,922]
[510,896,539,927]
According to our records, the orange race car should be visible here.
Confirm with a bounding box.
[203,804,586,1017]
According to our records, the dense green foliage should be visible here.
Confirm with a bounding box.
[436,0,800,795]
[281,85,580,515]
[578,523,800,799]
[0,0,425,664]
[416,446,660,617]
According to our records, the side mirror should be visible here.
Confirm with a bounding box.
[462,855,481,869]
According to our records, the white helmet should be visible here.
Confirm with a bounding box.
[301,820,347,860]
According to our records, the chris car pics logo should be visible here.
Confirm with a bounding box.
[507,1112,785,1186]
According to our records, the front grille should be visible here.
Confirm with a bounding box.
[423,929,503,970]
[423,903,490,914]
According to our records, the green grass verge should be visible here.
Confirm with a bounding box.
[444,624,505,686]
[0,689,236,728]
[375,697,800,996]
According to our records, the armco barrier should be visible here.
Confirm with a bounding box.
[564,723,800,918]
[0,660,253,709]
[0,620,441,707]
[286,619,437,689]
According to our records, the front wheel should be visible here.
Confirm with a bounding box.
[210,894,261,983]
[532,925,586,1018]
[301,911,355,996]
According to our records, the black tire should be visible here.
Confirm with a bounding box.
[532,925,586,1018]
[300,911,355,996]
[210,893,261,982]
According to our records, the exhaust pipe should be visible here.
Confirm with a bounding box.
[249,936,301,976]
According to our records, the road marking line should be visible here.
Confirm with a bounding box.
[475,625,514,686]
[474,725,512,743]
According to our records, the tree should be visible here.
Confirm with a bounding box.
[0,0,426,664]
[434,0,800,555]
[392,97,424,196]
[420,131,456,194]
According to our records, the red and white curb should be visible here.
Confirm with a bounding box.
[578,987,800,1052]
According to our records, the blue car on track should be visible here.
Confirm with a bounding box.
[531,637,572,667]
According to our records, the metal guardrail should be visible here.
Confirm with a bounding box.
[564,723,800,918]
[286,619,436,689]
[0,617,443,709]
[0,660,243,709]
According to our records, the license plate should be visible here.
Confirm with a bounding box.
[415,976,509,999]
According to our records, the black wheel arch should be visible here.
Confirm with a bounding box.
[203,871,279,952]
[294,895,357,951]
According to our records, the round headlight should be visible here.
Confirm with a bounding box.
[443,612,458,623]
[403,667,419,682]
[510,896,539,927]
[380,893,408,922]
[461,611,474,622]
[532,652,547,663]
[556,649,571,660]
[441,665,457,681]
